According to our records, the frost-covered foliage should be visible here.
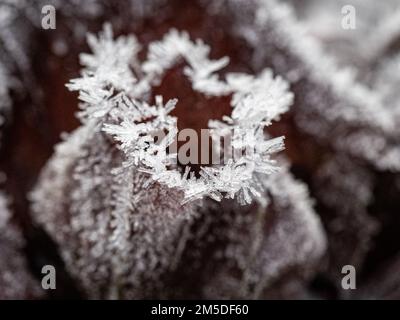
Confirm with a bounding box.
[286,0,400,129]
[32,126,199,298]
[32,124,326,299]
[0,0,45,142]
[285,0,400,69]
[0,193,42,299]
[30,23,326,299]
[167,166,326,299]
[67,25,293,205]
[208,0,400,290]
[0,3,43,300]
[232,0,400,172]
[2,0,399,300]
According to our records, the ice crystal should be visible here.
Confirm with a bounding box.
[30,21,327,299]
[67,25,293,205]
[31,122,199,298]
[31,128,326,298]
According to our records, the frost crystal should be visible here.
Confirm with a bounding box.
[30,21,327,299]
[67,24,293,205]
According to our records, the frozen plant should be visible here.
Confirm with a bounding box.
[31,23,326,299]
[67,24,294,205]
